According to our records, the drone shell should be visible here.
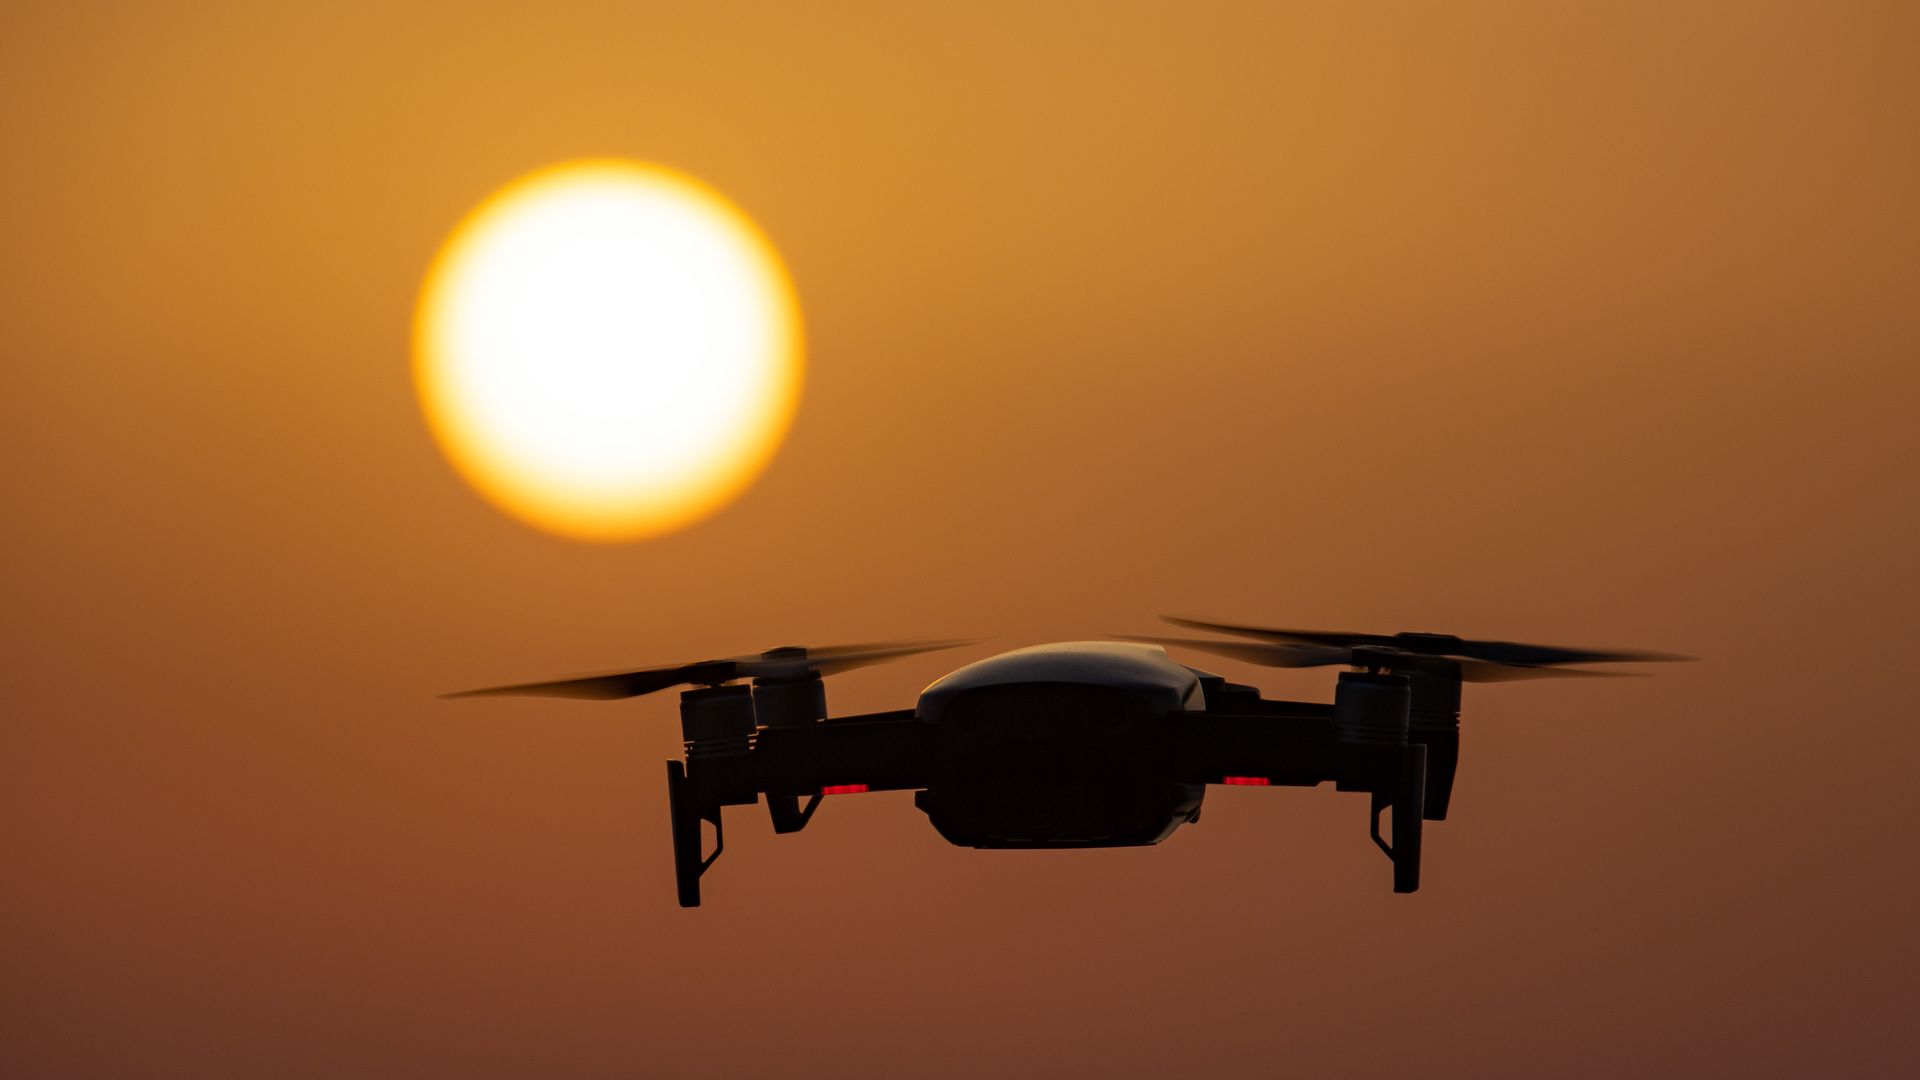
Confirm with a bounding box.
[916,641,1204,721]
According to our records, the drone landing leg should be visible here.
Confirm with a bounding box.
[1368,745,1427,893]
[1394,745,1426,893]
[1420,728,1458,821]
[665,761,724,908]
[767,792,823,834]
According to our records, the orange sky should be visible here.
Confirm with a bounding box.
[5,3,1917,1076]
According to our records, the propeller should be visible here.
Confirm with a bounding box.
[1113,634,1620,682]
[1121,617,1693,681]
[444,639,978,701]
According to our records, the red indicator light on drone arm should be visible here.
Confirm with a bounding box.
[1221,776,1271,786]
[821,784,871,795]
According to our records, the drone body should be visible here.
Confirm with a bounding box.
[914,643,1207,851]
[453,621,1686,907]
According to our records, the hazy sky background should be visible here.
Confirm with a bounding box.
[5,3,1917,1076]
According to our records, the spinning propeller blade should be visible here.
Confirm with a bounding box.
[1131,618,1690,679]
[444,639,977,701]
[1119,634,1621,681]
[1159,617,1693,668]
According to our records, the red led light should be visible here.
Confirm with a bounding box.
[821,784,871,795]
[1221,776,1271,786]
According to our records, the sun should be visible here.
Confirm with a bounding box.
[414,160,803,541]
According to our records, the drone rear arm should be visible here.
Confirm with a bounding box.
[1165,708,1427,893]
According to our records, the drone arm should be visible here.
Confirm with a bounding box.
[1367,744,1426,893]
[757,710,915,834]
[665,710,930,906]
[1165,710,1427,893]
[1163,710,1335,788]
[747,709,933,795]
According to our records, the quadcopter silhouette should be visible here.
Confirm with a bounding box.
[450,618,1689,907]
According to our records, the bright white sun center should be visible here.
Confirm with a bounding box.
[415,160,802,541]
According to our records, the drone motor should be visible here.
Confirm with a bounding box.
[678,685,755,758]
[753,668,827,729]
[1332,670,1412,746]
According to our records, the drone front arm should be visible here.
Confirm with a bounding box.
[746,709,934,796]
[665,708,927,907]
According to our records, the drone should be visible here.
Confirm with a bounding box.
[450,618,1688,907]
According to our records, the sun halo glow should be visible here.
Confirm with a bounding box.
[414,160,802,542]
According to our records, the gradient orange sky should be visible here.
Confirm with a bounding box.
[5,3,1917,1077]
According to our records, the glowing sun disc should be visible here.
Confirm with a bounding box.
[414,160,803,541]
